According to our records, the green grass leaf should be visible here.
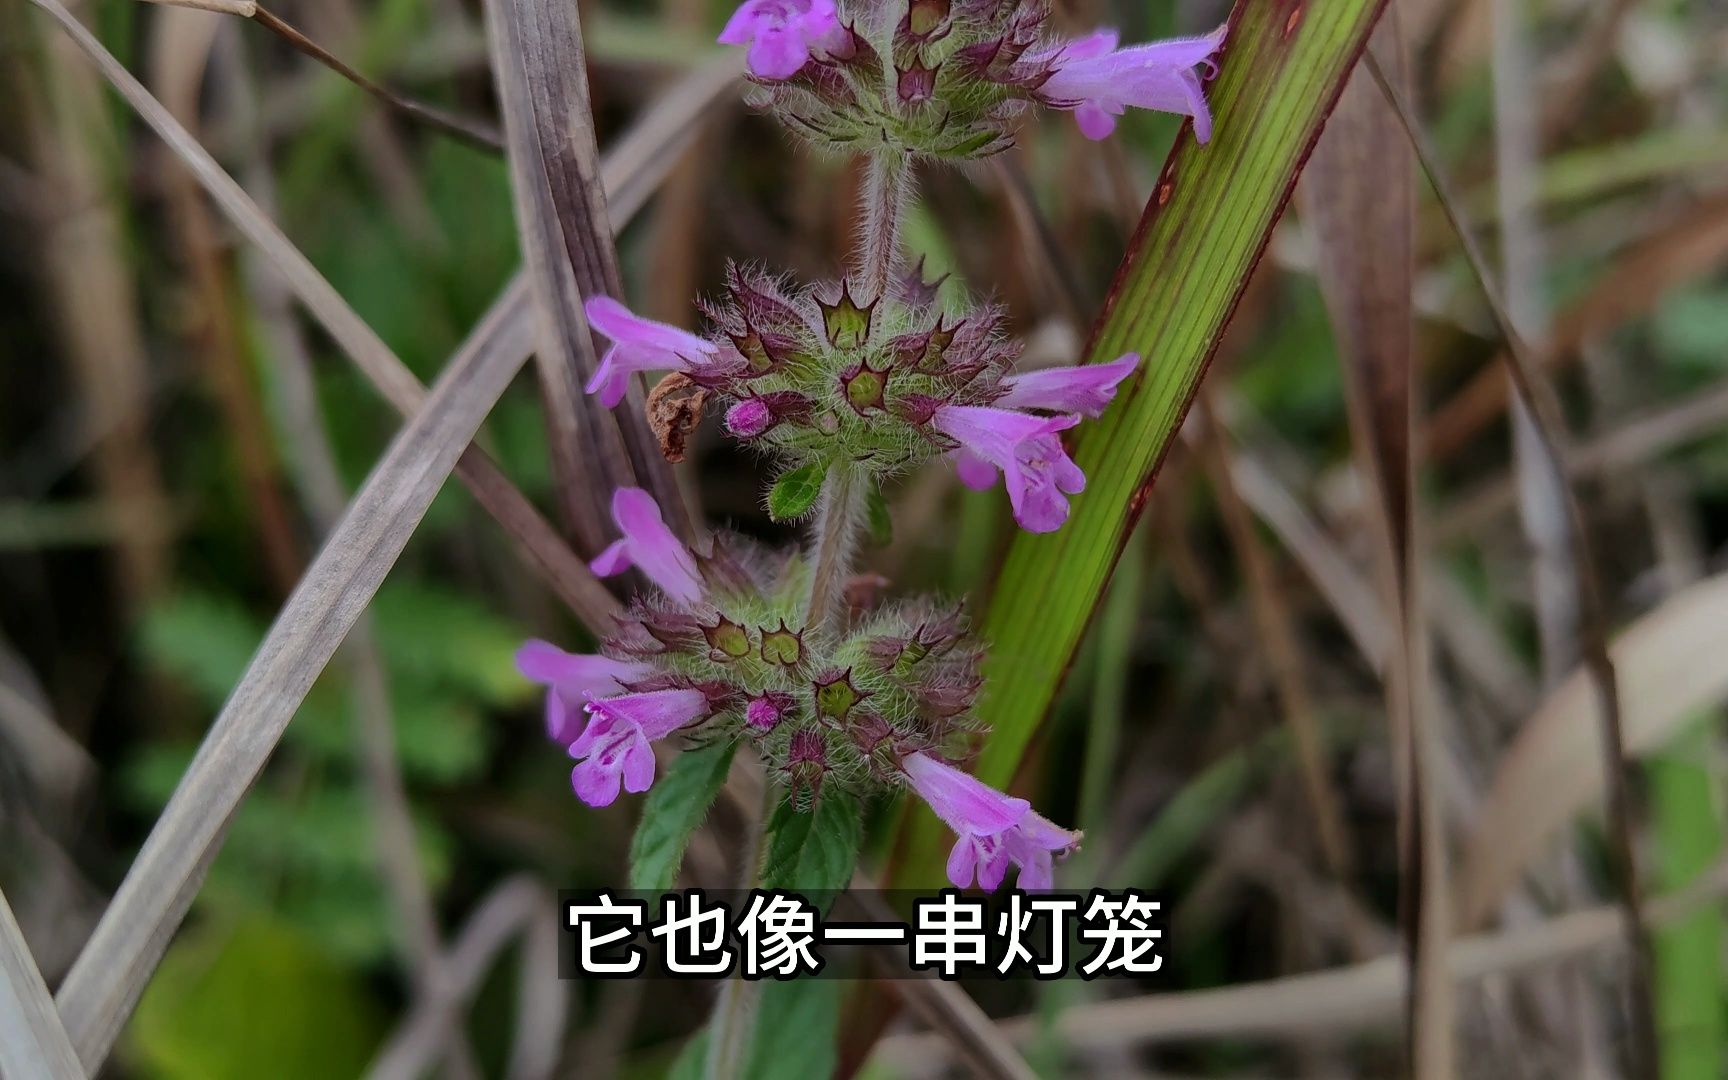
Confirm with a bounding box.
[628,742,737,891]
[1652,719,1725,1080]
[895,0,1393,882]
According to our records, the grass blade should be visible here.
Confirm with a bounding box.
[485,0,694,547]
[0,888,81,1080]
[1298,15,1451,1073]
[1459,570,1728,923]
[51,291,537,1072]
[894,0,1393,880]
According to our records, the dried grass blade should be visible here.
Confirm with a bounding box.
[1299,13,1450,1074]
[874,858,1728,1064]
[1459,571,1728,925]
[1197,400,1353,880]
[0,888,81,1080]
[28,0,732,631]
[1364,47,1660,1073]
[485,0,693,547]
[51,290,537,1072]
[1424,189,1728,461]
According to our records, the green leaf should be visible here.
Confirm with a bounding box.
[893,0,1394,883]
[708,795,860,1080]
[760,789,861,907]
[130,916,385,1079]
[666,1030,709,1080]
[767,463,824,522]
[865,487,893,547]
[628,742,737,891]
[138,592,264,708]
[743,978,843,1080]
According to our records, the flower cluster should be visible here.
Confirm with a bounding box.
[523,489,987,803]
[716,0,1226,158]
[519,489,1079,885]
[584,263,1138,533]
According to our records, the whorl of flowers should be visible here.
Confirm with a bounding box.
[714,0,1226,159]
[521,489,985,799]
[584,263,1137,534]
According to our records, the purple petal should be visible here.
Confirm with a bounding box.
[952,449,999,491]
[1015,811,1081,853]
[567,707,620,761]
[515,641,646,697]
[545,692,582,743]
[589,539,634,578]
[976,839,1012,892]
[590,688,709,741]
[1015,851,1054,891]
[946,837,979,889]
[609,488,704,604]
[585,296,716,357]
[1075,102,1118,140]
[620,735,657,793]
[747,27,811,79]
[996,353,1139,417]
[717,0,765,44]
[1060,29,1119,62]
[572,759,623,807]
[903,752,1029,837]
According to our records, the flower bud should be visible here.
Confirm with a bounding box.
[726,398,774,438]
[746,691,794,729]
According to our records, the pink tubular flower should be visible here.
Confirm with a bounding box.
[1038,25,1227,143]
[590,488,705,605]
[933,405,1085,533]
[569,689,710,806]
[584,296,719,409]
[902,752,1080,891]
[996,352,1140,418]
[515,640,651,744]
[717,0,849,81]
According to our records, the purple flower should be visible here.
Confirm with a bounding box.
[718,0,849,80]
[933,405,1085,533]
[583,296,719,409]
[1038,25,1227,143]
[515,640,651,744]
[590,488,705,605]
[569,688,710,806]
[996,352,1139,418]
[902,752,1080,891]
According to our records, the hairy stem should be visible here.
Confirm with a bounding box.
[859,153,908,299]
[805,465,867,629]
